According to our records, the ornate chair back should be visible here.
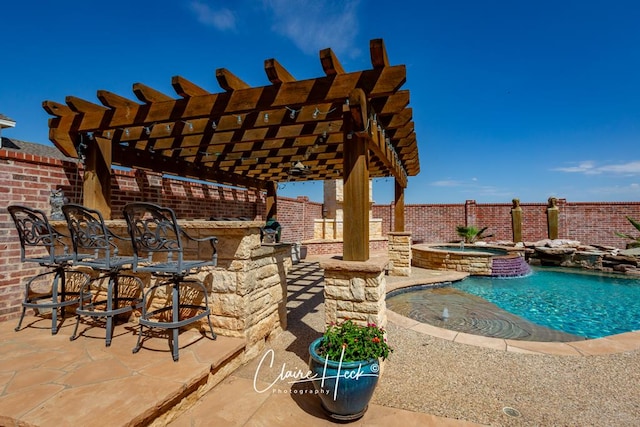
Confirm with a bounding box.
[124,202,217,276]
[62,203,128,270]
[8,205,71,266]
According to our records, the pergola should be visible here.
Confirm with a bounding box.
[43,38,420,261]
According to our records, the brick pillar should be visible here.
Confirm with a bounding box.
[465,199,477,226]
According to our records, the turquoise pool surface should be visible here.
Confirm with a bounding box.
[387,267,640,341]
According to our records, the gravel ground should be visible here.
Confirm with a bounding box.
[235,261,640,426]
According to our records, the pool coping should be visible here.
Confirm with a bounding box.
[385,267,640,356]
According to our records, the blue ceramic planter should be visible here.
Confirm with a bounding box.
[308,337,380,421]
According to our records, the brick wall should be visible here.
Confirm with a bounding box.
[374,199,640,247]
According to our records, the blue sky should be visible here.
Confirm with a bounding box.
[1,0,639,204]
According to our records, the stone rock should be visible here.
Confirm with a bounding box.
[534,247,576,255]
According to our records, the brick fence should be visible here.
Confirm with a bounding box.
[2,145,640,320]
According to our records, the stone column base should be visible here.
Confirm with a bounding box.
[320,256,388,329]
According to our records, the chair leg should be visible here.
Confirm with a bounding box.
[14,307,27,332]
[205,313,217,341]
[70,313,81,341]
[50,269,61,335]
[132,324,144,354]
[70,277,90,342]
[104,274,116,347]
[172,283,180,362]
[171,327,180,362]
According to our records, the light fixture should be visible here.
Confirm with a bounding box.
[289,109,296,119]
[237,115,242,124]
[263,113,269,123]
[211,121,217,129]
[289,160,311,176]
[144,126,152,135]
[312,108,320,119]
[124,128,130,137]
[166,124,171,132]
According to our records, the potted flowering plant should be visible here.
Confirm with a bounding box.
[308,319,393,421]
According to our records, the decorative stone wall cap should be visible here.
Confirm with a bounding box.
[387,232,412,236]
[52,218,263,230]
[252,243,292,257]
[320,255,389,273]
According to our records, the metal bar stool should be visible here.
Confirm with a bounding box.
[9,205,91,334]
[123,202,217,361]
[62,203,144,346]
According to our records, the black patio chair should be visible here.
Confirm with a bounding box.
[9,205,91,334]
[62,203,144,346]
[123,202,217,361]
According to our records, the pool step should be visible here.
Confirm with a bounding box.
[491,256,531,277]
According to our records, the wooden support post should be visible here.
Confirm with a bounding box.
[266,181,277,219]
[83,135,112,219]
[343,104,370,261]
[394,180,405,232]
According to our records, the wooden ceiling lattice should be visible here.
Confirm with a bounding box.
[44,39,420,191]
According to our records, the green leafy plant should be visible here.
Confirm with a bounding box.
[615,216,640,248]
[318,319,393,362]
[456,225,493,243]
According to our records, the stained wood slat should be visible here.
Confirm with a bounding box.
[66,96,108,113]
[320,48,345,75]
[265,59,296,84]
[97,90,140,109]
[133,83,174,103]
[216,68,250,91]
[172,76,210,97]
[370,38,390,69]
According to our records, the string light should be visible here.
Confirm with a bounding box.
[211,121,217,129]
[285,106,299,119]
[237,115,242,124]
[263,113,269,123]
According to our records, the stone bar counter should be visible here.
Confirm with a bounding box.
[51,219,291,358]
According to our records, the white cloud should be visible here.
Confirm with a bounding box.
[553,160,640,176]
[587,183,640,198]
[263,0,360,56]
[431,179,463,187]
[189,1,236,31]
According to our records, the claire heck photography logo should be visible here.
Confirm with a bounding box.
[252,320,392,400]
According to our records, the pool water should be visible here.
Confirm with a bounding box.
[387,267,640,341]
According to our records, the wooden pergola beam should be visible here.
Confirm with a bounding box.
[43,38,420,224]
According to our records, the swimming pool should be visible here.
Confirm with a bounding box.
[386,267,640,341]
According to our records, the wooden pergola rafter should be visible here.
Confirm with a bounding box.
[43,38,420,261]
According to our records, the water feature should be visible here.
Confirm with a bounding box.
[387,267,640,341]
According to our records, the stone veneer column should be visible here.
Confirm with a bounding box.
[387,232,412,276]
[320,257,388,328]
